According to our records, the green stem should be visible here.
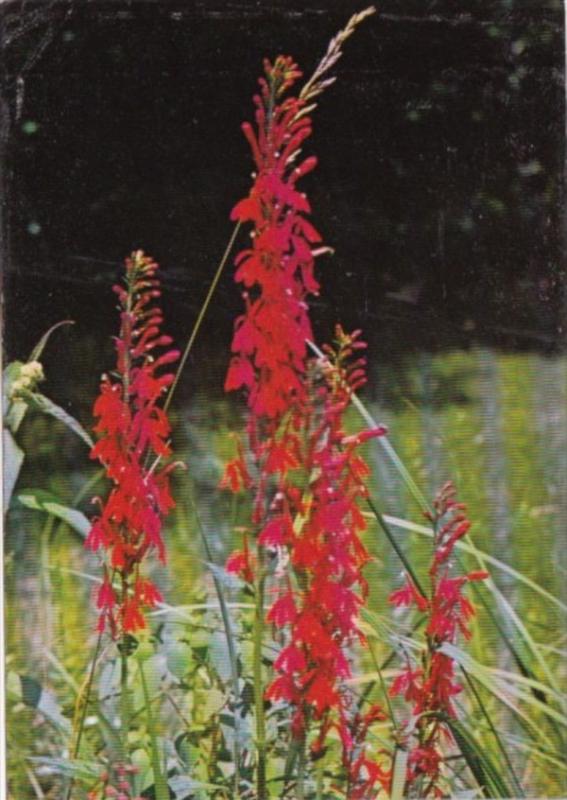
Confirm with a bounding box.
[120,644,130,759]
[139,661,169,800]
[253,569,267,800]
[186,487,241,797]
[367,637,399,737]
[120,579,131,764]
[366,494,427,598]
[296,723,308,800]
[64,630,104,800]
[40,514,56,678]
[316,757,324,800]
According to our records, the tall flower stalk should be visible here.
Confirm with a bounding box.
[86,250,179,755]
[223,11,377,797]
[224,54,326,799]
[389,483,488,798]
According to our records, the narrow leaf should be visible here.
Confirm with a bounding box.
[447,717,513,798]
[27,756,102,783]
[18,489,91,538]
[23,391,93,447]
[28,319,75,362]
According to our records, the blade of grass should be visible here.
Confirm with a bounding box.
[441,643,567,733]
[28,320,75,363]
[482,579,563,703]
[446,716,513,798]
[460,667,525,797]
[366,495,427,598]
[380,513,567,614]
[502,734,567,774]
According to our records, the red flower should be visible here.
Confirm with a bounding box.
[225,535,256,584]
[267,591,298,626]
[389,577,429,612]
[86,251,179,637]
[274,645,306,673]
[303,673,339,716]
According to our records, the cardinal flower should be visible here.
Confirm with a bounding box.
[86,251,180,637]
[389,483,488,796]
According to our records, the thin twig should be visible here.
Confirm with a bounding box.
[163,221,242,415]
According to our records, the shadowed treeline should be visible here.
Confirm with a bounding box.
[1,0,565,363]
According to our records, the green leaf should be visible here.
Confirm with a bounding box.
[18,489,91,538]
[202,687,226,719]
[22,391,93,447]
[209,630,234,684]
[165,641,194,680]
[28,319,74,362]
[3,429,24,511]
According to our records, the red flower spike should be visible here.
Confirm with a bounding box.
[391,483,489,796]
[86,251,179,638]
[225,57,324,421]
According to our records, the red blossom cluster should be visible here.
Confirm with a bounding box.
[86,251,180,637]
[225,56,325,422]
[389,482,488,797]
[224,321,388,795]
[264,329,385,737]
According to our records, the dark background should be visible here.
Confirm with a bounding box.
[1,0,565,406]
